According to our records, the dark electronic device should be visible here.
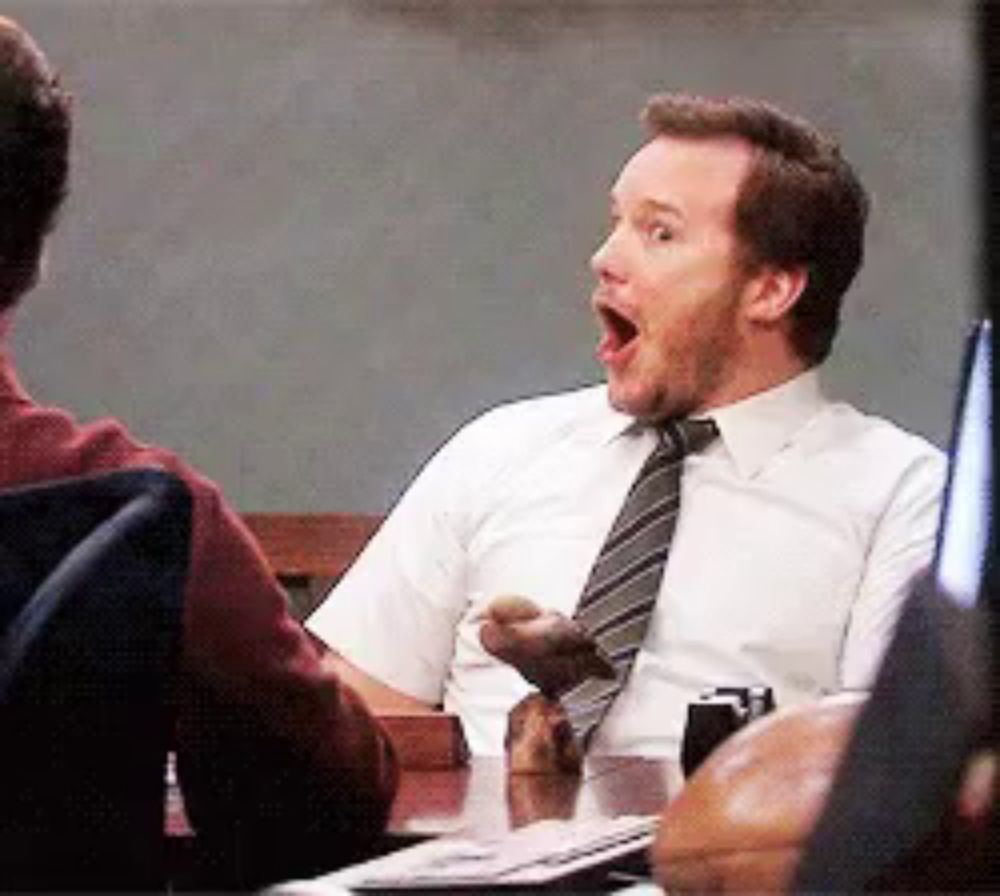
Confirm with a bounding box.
[680,685,775,776]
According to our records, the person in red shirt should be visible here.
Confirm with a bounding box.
[0,15,397,888]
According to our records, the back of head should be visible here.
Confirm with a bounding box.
[642,94,869,366]
[0,17,71,310]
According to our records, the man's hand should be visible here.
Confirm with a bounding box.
[505,692,583,776]
[478,595,616,697]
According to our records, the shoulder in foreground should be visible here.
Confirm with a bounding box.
[432,383,618,472]
[462,383,614,437]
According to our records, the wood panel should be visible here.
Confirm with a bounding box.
[242,512,383,581]
[378,713,469,771]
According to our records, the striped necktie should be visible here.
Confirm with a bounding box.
[563,417,718,748]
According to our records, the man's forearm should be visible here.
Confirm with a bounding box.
[321,649,437,714]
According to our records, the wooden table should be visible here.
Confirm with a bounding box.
[388,755,682,840]
[169,755,681,889]
[168,755,682,841]
[265,758,682,892]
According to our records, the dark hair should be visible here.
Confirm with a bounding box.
[642,93,869,365]
[0,18,71,309]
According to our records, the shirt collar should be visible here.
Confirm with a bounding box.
[598,370,827,478]
[597,388,639,444]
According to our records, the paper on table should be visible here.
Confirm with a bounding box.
[271,815,658,892]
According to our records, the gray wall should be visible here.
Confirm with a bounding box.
[5,0,977,512]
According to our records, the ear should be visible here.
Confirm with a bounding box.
[743,266,807,324]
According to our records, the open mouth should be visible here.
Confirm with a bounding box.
[597,303,639,356]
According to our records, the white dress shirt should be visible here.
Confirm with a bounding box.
[308,373,945,757]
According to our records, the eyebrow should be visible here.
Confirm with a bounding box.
[609,194,684,221]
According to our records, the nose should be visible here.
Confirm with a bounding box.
[590,225,626,285]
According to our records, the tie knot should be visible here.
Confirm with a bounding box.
[659,417,718,459]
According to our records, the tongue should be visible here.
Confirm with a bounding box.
[596,307,638,362]
[597,328,634,363]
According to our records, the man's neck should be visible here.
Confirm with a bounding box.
[696,353,812,416]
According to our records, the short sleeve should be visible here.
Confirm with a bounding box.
[307,421,487,704]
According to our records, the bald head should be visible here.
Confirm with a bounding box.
[0,16,71,309]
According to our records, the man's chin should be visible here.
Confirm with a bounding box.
[606,381,687,423]
[606,382,658,421]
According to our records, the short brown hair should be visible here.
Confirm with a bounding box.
[0,18,72,309]
[642,93,869,365]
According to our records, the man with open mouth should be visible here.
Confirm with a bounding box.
[308,93,945,763]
